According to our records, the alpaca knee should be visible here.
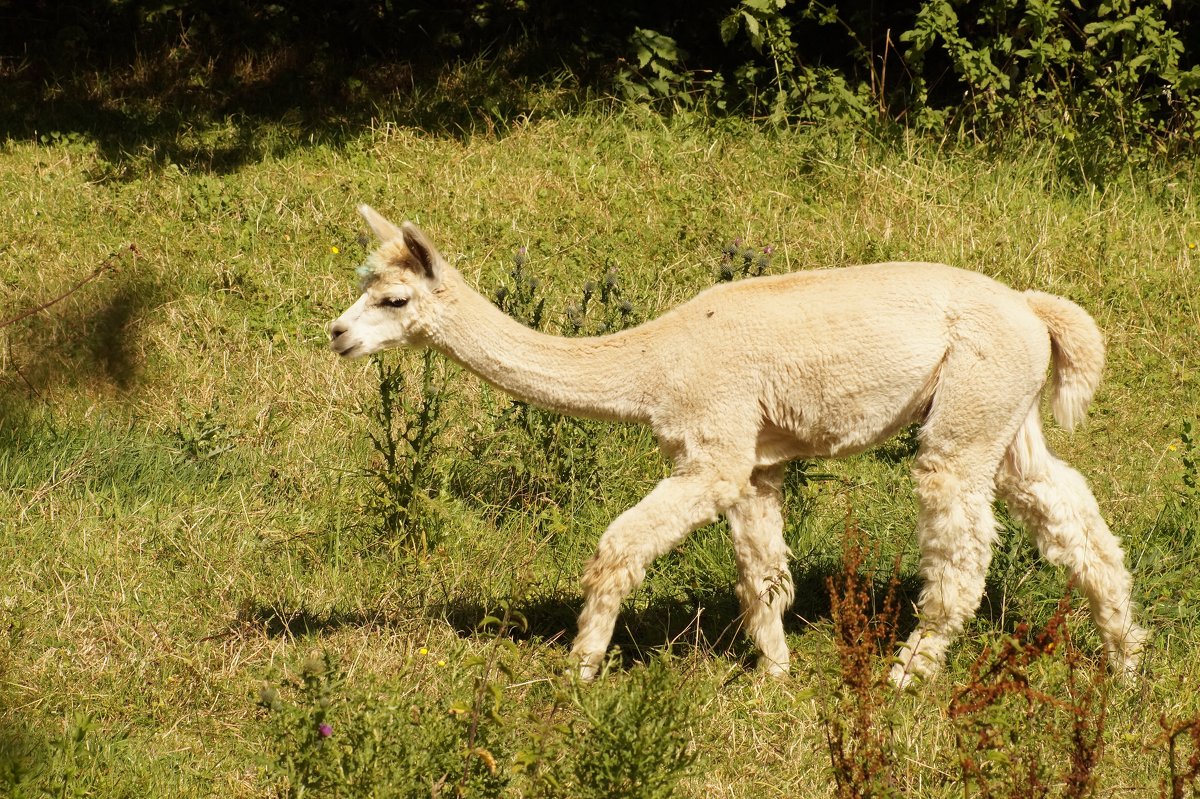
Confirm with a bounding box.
[570,470,735,680]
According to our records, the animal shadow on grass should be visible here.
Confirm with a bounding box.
[434,560,925,674]
[233,559,923,669]
[1,265,165,436]
[233,601,418,642]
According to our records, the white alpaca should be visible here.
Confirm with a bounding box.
[330,206,1147,686]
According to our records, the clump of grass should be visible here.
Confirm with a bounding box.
[167,400,238,462]
[947,593,1108,799]
[819,514,904,799]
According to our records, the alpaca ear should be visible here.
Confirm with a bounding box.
[358,204,403,243]
[401,221,444,287]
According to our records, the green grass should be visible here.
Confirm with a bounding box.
[1,110,1198,796]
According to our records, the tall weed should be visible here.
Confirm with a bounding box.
[819,516,904,799]
[1160,716,1200,799]
[361,350,452,550]
[947,594,1107,799]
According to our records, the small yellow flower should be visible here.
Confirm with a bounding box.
[437,659,447,667]
[331,245,340,254]
[418,647,429,656]
[1189,242,1197,250]
[1169,444,1178,452]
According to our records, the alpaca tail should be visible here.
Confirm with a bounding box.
[1024,290,1106,431]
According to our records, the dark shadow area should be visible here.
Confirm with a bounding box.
[0,1,726,175]
[5,1,1198,178]
[0,253,168,425]
[236,557,927,673]
[0,724,50,794]
[0,1,993,174]
[236,603,394,641]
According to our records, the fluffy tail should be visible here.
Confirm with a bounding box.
[1024,291,1105,431]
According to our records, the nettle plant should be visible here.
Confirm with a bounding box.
[362,349,453,550]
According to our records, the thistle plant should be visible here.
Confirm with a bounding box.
[260,651,511,798]
[460,252,643,522]
[718,239,774,282]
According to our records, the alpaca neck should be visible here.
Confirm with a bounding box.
[428,270,649,422]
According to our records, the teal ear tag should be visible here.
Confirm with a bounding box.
[356,262,374,290]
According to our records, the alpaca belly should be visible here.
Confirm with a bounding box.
[758,361,939,463]
[756,408,917,463]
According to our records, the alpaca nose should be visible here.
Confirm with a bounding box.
[329,319,347,340]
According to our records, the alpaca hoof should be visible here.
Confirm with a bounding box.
[574,653,602,682]
[1108,624,1149,681]
[888,661,918,690]
[758,655,790,678]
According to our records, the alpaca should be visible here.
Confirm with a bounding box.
[329,205,1147,687]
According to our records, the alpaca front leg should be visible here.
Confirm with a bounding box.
[572,471,740,679]
[728,466,793,676]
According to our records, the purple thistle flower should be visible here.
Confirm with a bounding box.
[318,723,333,738]
[763,245,775,255]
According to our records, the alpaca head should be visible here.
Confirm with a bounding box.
[329,205,446,358]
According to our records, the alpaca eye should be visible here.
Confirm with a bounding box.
[382,297,409,309]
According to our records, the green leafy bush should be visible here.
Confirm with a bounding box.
[901,0,1200,151]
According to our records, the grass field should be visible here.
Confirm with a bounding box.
[2,109,1199,796]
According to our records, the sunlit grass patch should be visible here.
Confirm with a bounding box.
[0,112,1197,796]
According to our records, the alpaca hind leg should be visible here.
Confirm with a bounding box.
[728,465,793,676]
[998,407,1147,676]
[889,331,1045,688]
[572,469,746,679]
[890,457,1000,688]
